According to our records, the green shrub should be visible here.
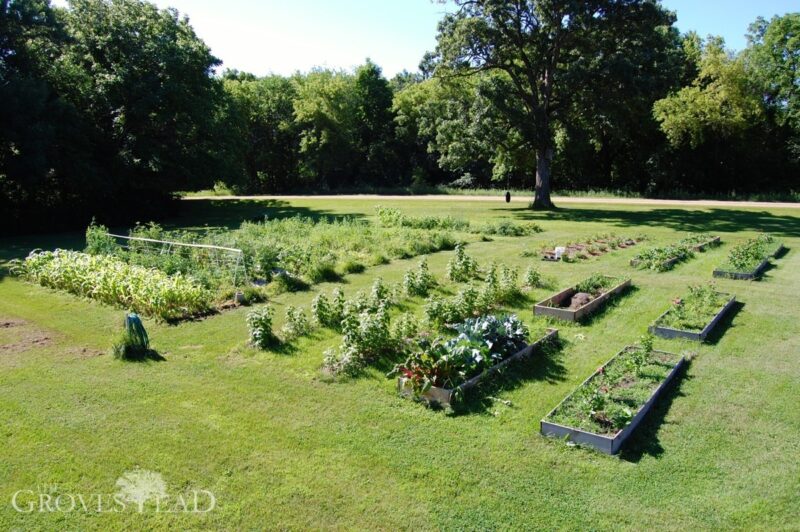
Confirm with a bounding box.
[523,265,545,288]
[392,314,530,395]
[403,257,437,297]
[322,303,395,376]
[281,305,312,341]
[392,312,421,342]
[247,306,278,349]
[340,259,366,274]
[657,284,728,331]
[85,220,118,255]
[446,243,479,282]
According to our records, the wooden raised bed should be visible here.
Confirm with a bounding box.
[397,328,559,407]
[648,293,736,342]
[713,244,785,280]
[691,235,721,251]
[534,276,631,322]
[630,236,721,269]
[540,347,686,455]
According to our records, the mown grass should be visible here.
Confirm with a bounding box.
[1,198,799,529]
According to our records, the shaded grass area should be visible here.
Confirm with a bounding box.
[1,198,799,529]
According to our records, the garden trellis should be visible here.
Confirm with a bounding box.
[106,233,247,286]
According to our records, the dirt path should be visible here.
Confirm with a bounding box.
[184,194,800,209]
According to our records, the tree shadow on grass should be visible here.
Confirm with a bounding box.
[618,364,693,462]
[171,199,369,232]
[703,301,744,345]
[448,338,568,416]
[577,285,640,327]
[498,206,800,238]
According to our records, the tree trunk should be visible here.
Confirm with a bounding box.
[531,146,555,209]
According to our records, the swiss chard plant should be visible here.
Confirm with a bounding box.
[391,314,530,396]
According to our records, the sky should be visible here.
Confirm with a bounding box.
[52,0,799,77]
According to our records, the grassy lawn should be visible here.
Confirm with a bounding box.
[1,198,799,529]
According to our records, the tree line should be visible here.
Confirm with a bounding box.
[2,0,798,233]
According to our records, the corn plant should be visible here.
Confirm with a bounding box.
[16,250,212,321]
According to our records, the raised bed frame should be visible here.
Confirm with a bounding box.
[630,236,721,269]
[534,276,631,322]
[397,328,559,407]
[540,347,686,455]
[648,292,736,342]
[713,244,785,280]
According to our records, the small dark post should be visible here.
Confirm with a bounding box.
[505,191,511,203]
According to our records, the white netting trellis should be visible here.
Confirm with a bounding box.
[107,233,247,286]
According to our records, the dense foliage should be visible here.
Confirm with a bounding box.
[574,274,623,297]
[547,338,683,434]
[86,217,457,290]
[392,314,530,395]
[718,233,781,273]
[375,206,542,235]
[2,1,798,235]
[14,250,212,320]
[247,306,278,349]
[632,233,719,271]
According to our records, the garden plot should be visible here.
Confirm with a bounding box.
[541,341,686,455]
[534,274,631,322]
[12,250,214,322]
[394,315,557,407]
[539,233,642,262]
[713,233,784,280]
[630,233,721,271]
[649,285,736,342]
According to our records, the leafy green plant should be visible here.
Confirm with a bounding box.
[247,306,278,349]
[446,243,479,282]
[718,233,780,273]
[311,288,346,328]
[402,257,437,297]
[632,233,717,271]
[523,265,548,288]
[391,314,531,395]
[281,305,312,341]
[375,206,541,236]
[85,220,119,256]
[657,284,728,331]
[547,341,682,435]
[322,303,396,376]
[574,274,621,296]
[392,312,422,342]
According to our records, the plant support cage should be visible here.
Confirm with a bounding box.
[106,233,247,286]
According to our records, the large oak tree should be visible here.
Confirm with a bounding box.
[432,0,678,208]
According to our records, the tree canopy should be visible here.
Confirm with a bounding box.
[1,0,798,234]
